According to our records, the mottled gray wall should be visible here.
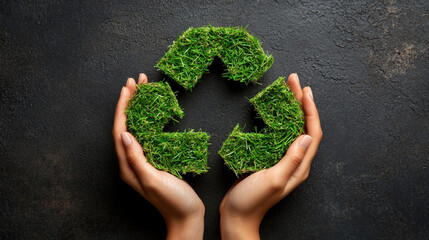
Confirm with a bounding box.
[1,1,428,239]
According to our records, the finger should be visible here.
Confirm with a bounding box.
[126,78,137,96]
[112,87,146,196]
[272,135,312,180]
[111,87,134,169]
[121,132,158,185]
[293,87,322,171]
[138,73,148,84]
[283,87,323,194]
[113,87,130,141]
[287,73,303,103]
[302,87,322,141]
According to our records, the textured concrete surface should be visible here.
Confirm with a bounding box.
[1,1,428,239]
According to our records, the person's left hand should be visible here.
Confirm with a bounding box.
[112,73,205,240]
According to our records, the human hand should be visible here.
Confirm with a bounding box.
[219,73,322,240]
[112,73,204,240]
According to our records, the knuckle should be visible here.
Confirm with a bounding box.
[126,151,140,168]
[289,154,304,168]
[198,201,206,216]
[268,172,286,191]
[140,176,158,191]
[219,201,225,215]
[300,171,310,182]
[317,129,323,139]
[119,170,130,184]
[314,129,323,140]
[112,127,119,138]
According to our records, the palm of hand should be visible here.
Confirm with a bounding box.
[148,171,204,218]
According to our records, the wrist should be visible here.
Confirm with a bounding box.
[165,210,205,240]
[220,213,261,240]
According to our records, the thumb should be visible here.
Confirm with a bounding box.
[121,132,156,178]
[274,135,312,179]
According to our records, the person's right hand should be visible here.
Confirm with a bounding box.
[219,73,322,240]
[112,73,205,240]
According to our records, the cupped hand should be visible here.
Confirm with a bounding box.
[219,73,323,240]
[112,74,204,240]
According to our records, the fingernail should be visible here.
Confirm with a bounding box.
[139,73,145,84]
[121,132,132,146]
[298,135,312,150]
[120,87,126,96]
[293,73,299,81]
[127,78,133,85]
[308,87,313,100]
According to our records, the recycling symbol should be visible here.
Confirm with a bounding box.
[127,26,304,178]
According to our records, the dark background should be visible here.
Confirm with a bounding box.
[1,1,428,239]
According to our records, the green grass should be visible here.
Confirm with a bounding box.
[127,27,301,177]
[156,26,274,90]
[219,77,305,176]
[250,77,304,131]
[126,81,183,135]
[141,131,210,177]
[126,81,210,178]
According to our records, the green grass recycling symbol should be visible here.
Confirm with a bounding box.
[126,26,304,178]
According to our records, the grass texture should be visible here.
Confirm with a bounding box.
[219,77,305,176]
[126,81,210,178]
[156,26,274,90]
